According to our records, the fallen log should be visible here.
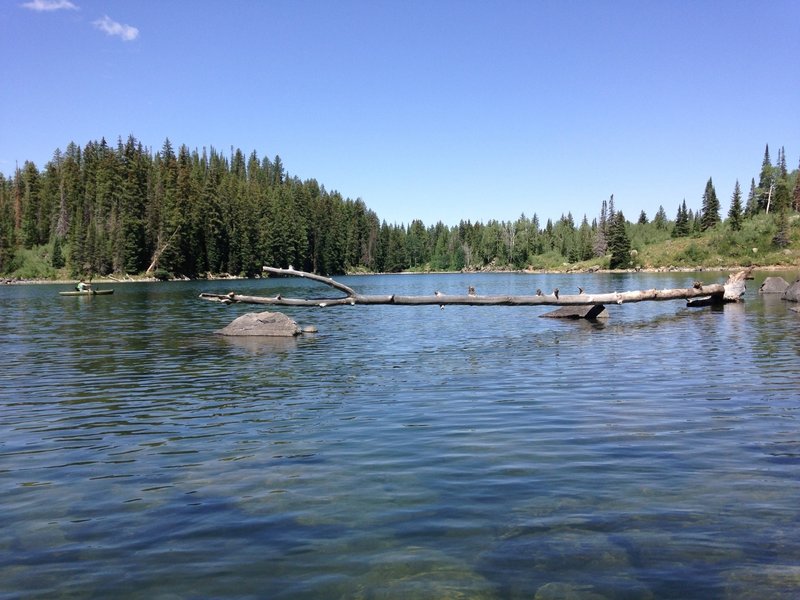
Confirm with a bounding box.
[198,266,749,311]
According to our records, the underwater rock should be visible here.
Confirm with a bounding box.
[534,581,609,599]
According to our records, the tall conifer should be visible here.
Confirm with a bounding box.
[700,177,720,230]
[728,180,742,231]
[745,178,758,217]
[758,144,774,211]
[607,211,631,269]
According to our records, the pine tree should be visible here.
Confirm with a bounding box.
[771,147,791,214]
[51,235,65,268]
[0,175,16,272]
[727,180,743,231]
[637,210,648,225]
[690,208,701,233]
[700,177,720,230]
[576,215,593,261]
[773,209,790,248]
[607,211,631,269]
[793,158,800,212]
[20,161,42,248]
[672,200,690,238]
[773,178,790,213]
[593,199,608,257]
[778,146,788,178]
[757,144,774,211]
[745,178,758,217]
[653,205,668,230]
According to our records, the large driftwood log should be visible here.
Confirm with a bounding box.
[198,265,749,309]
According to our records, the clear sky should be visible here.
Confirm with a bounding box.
[2,0,798,227]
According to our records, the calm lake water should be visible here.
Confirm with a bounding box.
[2,270,799,599]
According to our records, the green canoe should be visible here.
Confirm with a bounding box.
[59,289,114,296]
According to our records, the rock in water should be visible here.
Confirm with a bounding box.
[759,276,790,294]
[783,279,800,303]
[216,311,301,337]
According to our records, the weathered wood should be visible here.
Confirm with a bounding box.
[540,305,609,319]
[146,226,180,275]
[722,267,751,302]
[197,266,755,310]
[200,286,725,307]
[262,266,358,296]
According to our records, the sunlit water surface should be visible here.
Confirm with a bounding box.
[2,271,799,599]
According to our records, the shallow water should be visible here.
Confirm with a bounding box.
[2,271,799,599]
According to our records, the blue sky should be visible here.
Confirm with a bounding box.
[2,0,798,227]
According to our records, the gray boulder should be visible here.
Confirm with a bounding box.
[216,311,301,337]
[759,276,790,294]
[784,279,800,303]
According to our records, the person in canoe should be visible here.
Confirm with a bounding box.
[76,278,93,292]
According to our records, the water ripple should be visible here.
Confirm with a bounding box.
[2,273,800,598]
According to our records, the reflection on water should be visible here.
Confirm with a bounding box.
[1,271,800,599]
[218,333,304,355]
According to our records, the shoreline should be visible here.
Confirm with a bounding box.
[3,264,798,286]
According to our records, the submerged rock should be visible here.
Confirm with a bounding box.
[759,277,790,294]
[783,279,800,302]
[216,311,302,337]
[535,581,609,600]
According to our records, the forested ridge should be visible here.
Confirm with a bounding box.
[1,136,798,279]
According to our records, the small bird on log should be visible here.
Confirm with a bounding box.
[578,287,584,294]
[536,289,543,296]
[693,281,703,289]
[435,290,443,297]
[553,288,559,299]
[467,286,476,296]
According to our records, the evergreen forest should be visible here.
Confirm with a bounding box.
[1,137,798,280]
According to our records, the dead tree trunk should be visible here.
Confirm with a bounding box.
[198,266,748,310]
[146,226,180,275]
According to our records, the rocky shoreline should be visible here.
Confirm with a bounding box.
[3,263,799,286]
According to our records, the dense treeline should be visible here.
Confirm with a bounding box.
[0,138,798,278]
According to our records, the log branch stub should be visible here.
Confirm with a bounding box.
[262,266,358,297]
